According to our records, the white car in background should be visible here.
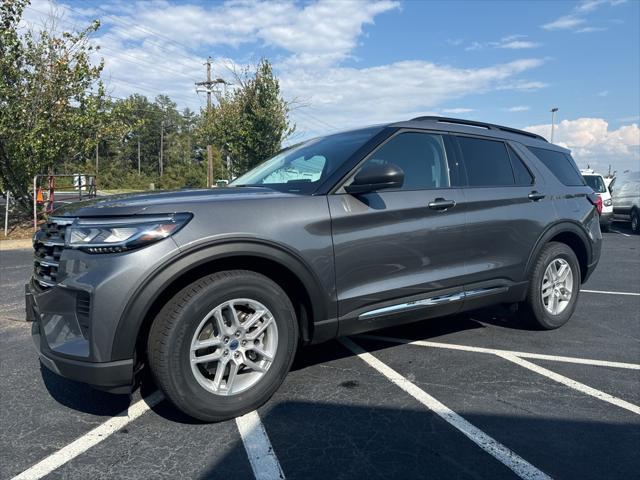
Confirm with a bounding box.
[582,169,613,232]
[610,171,640,234]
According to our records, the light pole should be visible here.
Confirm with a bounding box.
[550,107,558,143]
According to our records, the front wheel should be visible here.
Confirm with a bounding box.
[631,209,639,234]
[148,270,298,422]
[521,242,580,329]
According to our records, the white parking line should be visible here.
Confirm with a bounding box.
[581,289,640,296]
[11,391,164,480]
[339,337,551,480]
[497,353,640,415]
[236,411,285,480]
[359,334,640,370]
[610,229,631,237]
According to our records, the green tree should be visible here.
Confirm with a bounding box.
[202,59,294,178]
[0,0,105,213]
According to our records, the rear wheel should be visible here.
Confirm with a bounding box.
[521,242,580,329]
[148,270,298,422]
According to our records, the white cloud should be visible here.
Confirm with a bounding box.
[442,108,475,114]
[464,35,540,51]
[506,105,530,112]
[542,0,625,32]
[597,90,610,97]
[574,26,607,33]
[542,15,586,30]
[499,40,540,49]
[21,1,547,138]
[525,118,640,172]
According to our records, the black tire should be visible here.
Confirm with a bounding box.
[148,270,298,422]
[521,242,581,330]
[631,208,639,234]
[600,221,610,233]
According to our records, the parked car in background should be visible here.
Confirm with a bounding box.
[26,116,602,421]
[582,169,613,231]
[610,171,640,233]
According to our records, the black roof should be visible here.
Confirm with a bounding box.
[389,116,562,150]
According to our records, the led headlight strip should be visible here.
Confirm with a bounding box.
[60,212,192,253]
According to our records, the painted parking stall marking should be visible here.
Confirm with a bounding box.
[11,391,165,480]
[236,411,285,480]
[359,334,640,370]
[339,337,552,480]
[496,353,640,416]
[360,334,640,415]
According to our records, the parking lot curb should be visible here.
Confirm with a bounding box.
[0,239,32,251]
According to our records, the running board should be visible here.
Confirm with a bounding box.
[358,286,508,320]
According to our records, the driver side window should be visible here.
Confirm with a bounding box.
[360,132,450,191]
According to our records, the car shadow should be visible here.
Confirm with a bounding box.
[39,306,536,419]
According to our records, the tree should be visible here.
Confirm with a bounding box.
[202,59,294,178]
[0,0,104,213]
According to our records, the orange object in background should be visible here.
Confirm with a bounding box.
[36,188,44,204]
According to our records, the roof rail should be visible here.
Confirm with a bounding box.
[409,116,548,142]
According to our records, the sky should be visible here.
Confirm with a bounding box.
[20,0,640,173]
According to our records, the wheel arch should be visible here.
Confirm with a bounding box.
[526,221,592,283]
[110,240,334,362]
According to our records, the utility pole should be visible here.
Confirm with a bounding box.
[137,139,141,175]
[196,57,227,187]
[95,135,99,174]
[550,107,558,143]
[159,120,164,176]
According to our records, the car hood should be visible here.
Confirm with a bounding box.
[52,187,295,217]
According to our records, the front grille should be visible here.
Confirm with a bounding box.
[33,217,74,289]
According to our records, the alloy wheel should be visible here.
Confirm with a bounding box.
[189,298,278,396]
[541,258,574,315]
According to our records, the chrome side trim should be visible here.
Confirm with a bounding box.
[358,286,507,320]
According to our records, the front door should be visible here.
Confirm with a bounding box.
[328,130,468,335]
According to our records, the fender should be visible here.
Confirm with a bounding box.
[110,238,334,361]
[524,220,593,280]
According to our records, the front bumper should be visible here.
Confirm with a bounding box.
[25,234,180,393]
[27,282,134,393]
[599,211,613,227]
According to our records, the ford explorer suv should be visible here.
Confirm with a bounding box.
[26,116,602,421]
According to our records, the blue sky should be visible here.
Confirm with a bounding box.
[22,0,640,172]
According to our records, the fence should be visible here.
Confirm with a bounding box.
[32,174,97,230]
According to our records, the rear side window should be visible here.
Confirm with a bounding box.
[527,147,585,186]
[457,136,514,186]
[507,145,534,186]
[583,175,606,193]
[362,132,450,190]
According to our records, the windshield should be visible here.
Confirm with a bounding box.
[230,127,383,194]
[583,175,607,193]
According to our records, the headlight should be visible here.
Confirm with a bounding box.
[66,213,191,253]
[603,198,613,207]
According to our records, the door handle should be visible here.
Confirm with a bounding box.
[428,198,456,211]
[528,191,545,201]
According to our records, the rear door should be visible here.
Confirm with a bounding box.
[328,130,467,334]
[453,134,553,288]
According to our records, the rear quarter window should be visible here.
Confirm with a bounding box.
[527,146,585,186]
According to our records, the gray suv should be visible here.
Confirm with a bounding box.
[26,116,602,421]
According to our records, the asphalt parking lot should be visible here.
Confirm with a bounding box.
[1,225,638,480]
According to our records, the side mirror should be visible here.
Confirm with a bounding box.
[344,162,405,194]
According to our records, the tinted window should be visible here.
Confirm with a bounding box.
[507,145,534,186]
[527,147,585,186]
[358,132,450,190]
[458,136,514,186]
[231,127,383,193]
[583,175,606,193]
